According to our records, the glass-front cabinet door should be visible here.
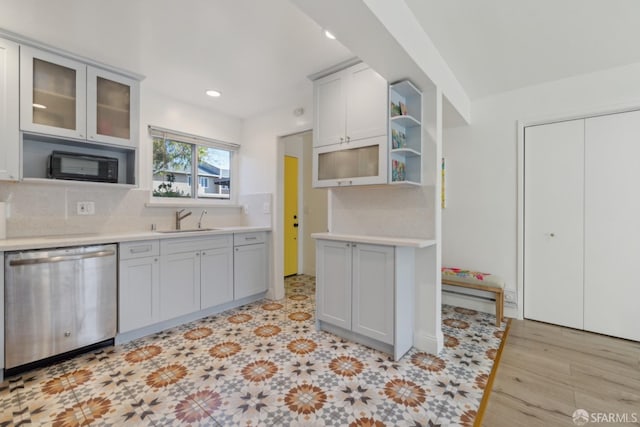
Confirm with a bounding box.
[87,67,139,147]
[313,135,388,187]
[20,46,87,139]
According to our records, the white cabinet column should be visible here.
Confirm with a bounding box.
[0,38,19,181]
[0,251,4,381]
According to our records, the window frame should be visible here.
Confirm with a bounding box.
[148,125,239,206]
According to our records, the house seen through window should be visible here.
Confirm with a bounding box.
[150,126,238,200]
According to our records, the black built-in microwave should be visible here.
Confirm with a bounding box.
[48,151,118,183]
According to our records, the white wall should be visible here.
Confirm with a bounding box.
[138,87,242,190]
[442,61,640,317]
[239,100,313,300]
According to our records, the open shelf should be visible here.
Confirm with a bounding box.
[389,80,422,185]
[22,177,136,189]
[22,132,137,186]
[389,180,422,187]
[390,114,421,128]
[391,148,421,157]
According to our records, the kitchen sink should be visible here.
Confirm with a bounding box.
[155,228,220,233]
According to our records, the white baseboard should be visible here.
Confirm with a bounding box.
[413,328,444,355]
[115,292,265,345]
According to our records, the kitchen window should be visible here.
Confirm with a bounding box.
[149,125,239,202]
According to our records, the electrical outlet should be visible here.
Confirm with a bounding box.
[243,204,249,215]
[77,201,95,215]
[504,290,516,304]
[262,202,270,214]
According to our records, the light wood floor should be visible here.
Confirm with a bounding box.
[483,319,640,426]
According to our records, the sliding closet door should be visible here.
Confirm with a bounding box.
[584,110,640,341]
[524,119,585,329]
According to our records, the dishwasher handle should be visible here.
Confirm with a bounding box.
[9,249,116,266]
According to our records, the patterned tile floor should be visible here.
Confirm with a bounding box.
[0,275,506,426]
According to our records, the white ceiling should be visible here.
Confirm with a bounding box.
[3,0,640,118]
[0,0,352,119]
[405,0,640,100]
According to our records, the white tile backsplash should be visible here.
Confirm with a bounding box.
[0,182,271,238]
[238,193,272,228]
[330,185,435,239]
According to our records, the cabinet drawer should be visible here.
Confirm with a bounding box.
[120,240,159,260]
[234,232,266,246]
[161,235,232,255]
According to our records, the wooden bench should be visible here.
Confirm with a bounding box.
[442,267,505,326]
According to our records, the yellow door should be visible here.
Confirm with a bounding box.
[284,156,299,276]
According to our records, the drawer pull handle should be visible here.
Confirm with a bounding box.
[130,246,152,254]
[245,237,258,241]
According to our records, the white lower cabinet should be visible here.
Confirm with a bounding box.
[201,246,234,309]
[159,235,232,321]
[234,232,268,300]
[352,243,394,344]
[316,240,352,330]
[118,232,267,337]
[317,240,400,353]
[160,251,201,321]
[118,241,160,333]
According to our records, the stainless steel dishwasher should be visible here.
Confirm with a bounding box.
[4,244,117,370]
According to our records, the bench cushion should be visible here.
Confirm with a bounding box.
[442,267,505,289]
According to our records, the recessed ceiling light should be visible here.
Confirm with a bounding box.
[206,89,222,98]
[33,103,47,109]
[324,30,336,40]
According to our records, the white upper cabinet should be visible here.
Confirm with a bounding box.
[313,135,388,187]
[345,63,388,143]
[0,37,19,181]
[313,62,387,148]
[87,66,139,147]
[312,62,389,187]
[20,46,87,140]
[314,72,346,147]
[20,46,139,148]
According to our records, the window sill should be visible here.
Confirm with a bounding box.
[146,198,241,209]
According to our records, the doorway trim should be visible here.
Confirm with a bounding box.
[277,130,312,280]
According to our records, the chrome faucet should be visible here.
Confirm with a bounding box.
[175,209,192,230]
[198,210,208,229]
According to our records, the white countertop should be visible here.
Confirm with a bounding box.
[311,232,436,248]
[0,226,271,252]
